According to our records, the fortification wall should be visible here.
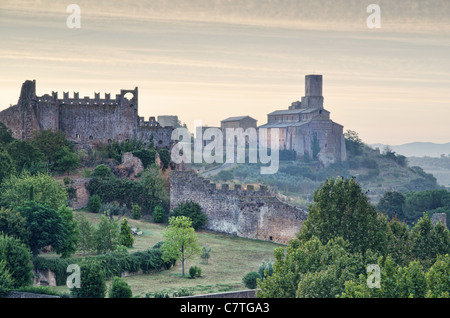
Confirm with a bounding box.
[170,170,308,244]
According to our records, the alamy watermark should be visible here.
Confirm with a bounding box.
[66,264,81,288]
[367,4,381,29]
[66,4,81,29]
[171,123,280,175]
[366,264,381,289]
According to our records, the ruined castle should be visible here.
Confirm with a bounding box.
[0,80,174,148]
[170,170,308,244]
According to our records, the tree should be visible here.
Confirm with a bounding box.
[0,171,68,211]
[0,207,29,242]
[201,245,212,264]
[56,205,79,258]
[161,216,201,277]
[18,201,68,257]
[31,130,74,164]
[377,191,406,220]
[0,122,14,145]
[5,140,46,173]
[75,213,95,256]
[158,148,171,170]
[243,272,261,289]
[170,201,207,230]
[0,233,33,288]
[153,205,165,223]
[92,164,111,179]
[297,177,386,255]
[139,164,170,211]
[88,194,102,213]
[53,146,81,174]
[0,150,15,184]
[344,130,363,156]
[94,214,120,254]
[108,276,132,298]
[71,260,106,298]
[119,218,134,248]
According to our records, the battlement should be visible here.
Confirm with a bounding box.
[35,88,139,107]
[170,170,273,197]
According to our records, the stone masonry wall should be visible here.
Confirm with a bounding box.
[170,170,308,244]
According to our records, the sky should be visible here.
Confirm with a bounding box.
[0,0,449,145]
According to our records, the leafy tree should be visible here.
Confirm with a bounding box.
[257,237,365,298]
[0,259,14,289]
[0,233,33,288]
[71,260,106,298]
[18,201,68,257]
[425,254,450,298]
[88,194,102,213]
[139,164,170,211]
[161,216,201,277]
[170,201,207,230]
[0,207,29,242]
[0,150,15,184]
[344,130,363,156]
[75,213,95,256]
[108,276,132,298]
[258,260,274,282]
[158,148,171,170]
[131,203,142,220]
[0,172,68,211]
[297,177,386,255]
[0,122,14,145]
[153,205,165,223]
[377,191,406,220]
[53,146,81,174]
[56,205,79,258]
[31,130,74,164]
[132,149,156,169]
[94,214,120,254]
[5,140,46,174]
[119,218,134,248]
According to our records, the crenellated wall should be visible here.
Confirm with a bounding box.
[170,170,308,244]
[0,80,174,149]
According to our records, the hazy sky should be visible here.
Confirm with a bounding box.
[1,0,449,145]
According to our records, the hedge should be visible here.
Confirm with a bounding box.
[33,243,174,286]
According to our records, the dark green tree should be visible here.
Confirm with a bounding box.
[5,140,46,173]
[297,177,386,255]
[88,194,102,213]
[71,260,106,298]
[0,122,14,145]
[119,218,134,248]
[53,146,80,174]
[108,276,132,298]
[0,150,15,184]
[0,233,33,288]
[169,201,207,230]
[18,201,68,257]
[377,191,406,220]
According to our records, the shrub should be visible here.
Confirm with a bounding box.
[131,203,142,220]
[92,164,111,179]
[242,272,261,289]
[119,219,134,248]
[108,276,132,298]
[189,266,202,279]
[169,201,207,230]
[88,195,102,213]
[158,149,171,170]
[0,234,33,289]
[71,260,106,298]
[153,205,165,223]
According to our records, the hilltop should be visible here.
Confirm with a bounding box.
[196,139,442,210]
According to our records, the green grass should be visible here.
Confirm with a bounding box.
[52,211,281,297]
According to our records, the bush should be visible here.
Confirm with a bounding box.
[169,201,207,230]
[0,234,33,288]
[92,164,111,179]
[71,261,106,298]
[189,266,202,279]
[158,149,171,170]
[108,276,132,298]
[242,272,261,289]
[153,205,165,223]
[131,203,142,220]
[88,195,102,213]
[119,219,134,248]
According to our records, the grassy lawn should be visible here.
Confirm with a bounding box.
[53,211,282,297]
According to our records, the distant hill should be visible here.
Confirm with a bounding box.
[370,142,450,158]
